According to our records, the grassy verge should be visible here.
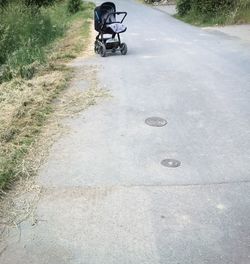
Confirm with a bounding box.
[0,1,95,192]
[175,0,250,26]
[174,12,230,26]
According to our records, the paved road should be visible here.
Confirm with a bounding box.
[2,0,250,263]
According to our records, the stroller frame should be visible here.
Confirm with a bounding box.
[94,2,128,57]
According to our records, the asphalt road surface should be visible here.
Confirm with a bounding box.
[1,0,250,263]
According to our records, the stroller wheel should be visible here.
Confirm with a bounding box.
[99,44,106,57]
[120,43,127,55]
[94,41,99,54]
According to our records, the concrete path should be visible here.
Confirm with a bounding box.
[1,0,250,263]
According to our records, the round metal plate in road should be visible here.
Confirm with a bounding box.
[161,159,181,168]
[145,117,167,127]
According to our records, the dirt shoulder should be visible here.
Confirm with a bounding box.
[154,4,177,15]
[203,24,250,43]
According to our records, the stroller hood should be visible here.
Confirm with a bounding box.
[94,2,116,31]
[100,2,116,12]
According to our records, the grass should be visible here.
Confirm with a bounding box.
[175,0,250,26]
[234,4,250,24]
[0,1,95,192]
[0,3,62,77]
[174,12,231,26]
[0,1,95,82]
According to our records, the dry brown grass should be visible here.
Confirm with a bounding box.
[0,65,108,248]
[0,62,71,188]
[49,19,92,62]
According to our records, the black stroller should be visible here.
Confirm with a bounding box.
[94,2,128,57]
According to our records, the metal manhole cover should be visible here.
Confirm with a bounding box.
[145,117,167,127]
[161,159,181,168]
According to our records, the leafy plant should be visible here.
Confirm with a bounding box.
[176,0,191,16]
[68,0,81,14]
[24,0,56,8]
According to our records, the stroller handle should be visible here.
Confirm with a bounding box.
[103,12,127,25]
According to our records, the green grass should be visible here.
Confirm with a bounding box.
[0,2,65,81]
[0,0,94,82]
[175,12,231,26]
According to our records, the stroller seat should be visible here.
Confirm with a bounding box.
[106,23,127,34]
[102,11,127,34]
